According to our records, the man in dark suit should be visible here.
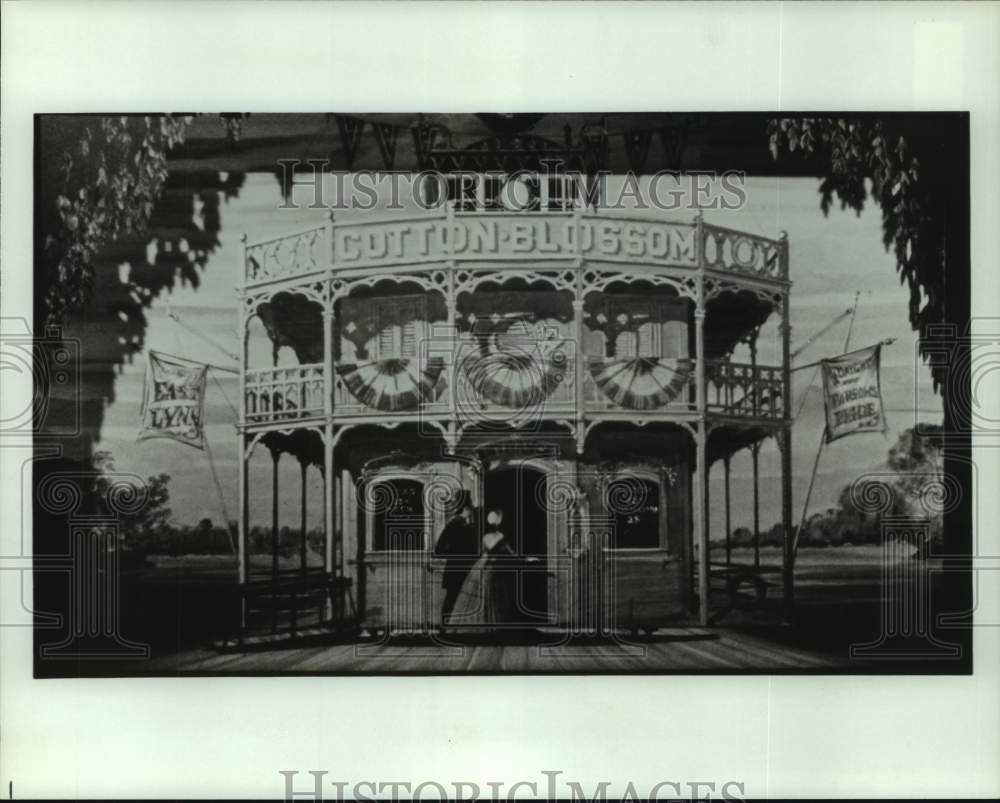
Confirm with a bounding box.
[433,496,478,626]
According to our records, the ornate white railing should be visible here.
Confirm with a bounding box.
[244,225,327,284]
[701,224,784,280]
[243,359,785,425]
[705,361,784,419]
[244,364,326,423]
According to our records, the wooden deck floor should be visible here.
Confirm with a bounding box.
[140,628,850,674]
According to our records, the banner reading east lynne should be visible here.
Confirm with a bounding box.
[138,351,208,449]
[821,343,887,442]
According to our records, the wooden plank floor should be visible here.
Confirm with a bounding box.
[141,629,850,674]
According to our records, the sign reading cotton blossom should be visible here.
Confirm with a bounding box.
[333,215,698,269]
[821,344,887,442]
[138,351,209,449]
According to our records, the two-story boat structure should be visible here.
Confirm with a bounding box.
[235,193,793,639]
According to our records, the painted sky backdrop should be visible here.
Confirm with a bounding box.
[96,173,941,538]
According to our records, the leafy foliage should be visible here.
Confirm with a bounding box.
[39,116,193,327]
[768,116,958,391]
[36,116,246,466]
[92,450,173,542]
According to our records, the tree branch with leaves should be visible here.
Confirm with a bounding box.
[769,116,958,392]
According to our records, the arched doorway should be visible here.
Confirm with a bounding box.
[483,465,549,624]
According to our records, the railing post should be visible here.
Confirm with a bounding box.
[327,211,336,268]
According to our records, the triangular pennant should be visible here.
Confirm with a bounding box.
[334,114,366,169]
[579,121,609,173]
[373,122,399,170]
[623,129,653,173]
[659,123,688,168]
[411,120,434,169]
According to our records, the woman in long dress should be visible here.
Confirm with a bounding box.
[450,509,518,629]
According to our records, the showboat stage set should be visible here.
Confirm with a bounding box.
[233,197,793,645]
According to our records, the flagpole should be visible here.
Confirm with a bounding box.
[203,365,238,555]
[149,347,238,375]
[166,308,240,364]
[790,307,854,361]
[792,426,827,558]
[791,291,860,563]
[791,338,896,373]
[204,436,237,556]
[203,362,240,375]
[139,348,238,557]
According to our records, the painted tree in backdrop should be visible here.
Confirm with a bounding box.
[35,116,245,465]
[768,116,965,393]
[37,115,193,326]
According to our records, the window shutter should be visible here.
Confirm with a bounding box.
[364,305,382,360]
[369,295,428,360]
[637,321,654,357]
[615,330,637,358]
[378,314,395,358]
[401,316,417,357]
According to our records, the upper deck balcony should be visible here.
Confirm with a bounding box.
[240,208,789,435]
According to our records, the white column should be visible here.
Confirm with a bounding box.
[573,297,585,454]
[693,211,709,625]
[238,436,249,638]
[573,203,586,454]
[779,232,794,616]
[237,236,249,590]
[323,300,335,584]
[324,426,335,622]
[446,267,457,436]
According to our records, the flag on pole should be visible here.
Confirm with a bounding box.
[138,351,209,449]
[821,343,887,442]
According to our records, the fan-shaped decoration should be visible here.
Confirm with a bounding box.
[337,357,445,411]
[462,346,568,408]
[589,357,692,410]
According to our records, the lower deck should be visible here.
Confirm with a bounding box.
[37,548,963,678]
[141,627,848,674]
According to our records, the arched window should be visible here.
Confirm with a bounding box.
[614,309,661,358]
[605,476,662,550]
[339,294,428,363]
[589,295,688,360]
[365,477,426,551]
[371,297,425,360]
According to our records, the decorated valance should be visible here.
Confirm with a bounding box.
[337,357,445,411]
[458,318,569,409]
[461,348,568,409]
[589,356,691,410]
